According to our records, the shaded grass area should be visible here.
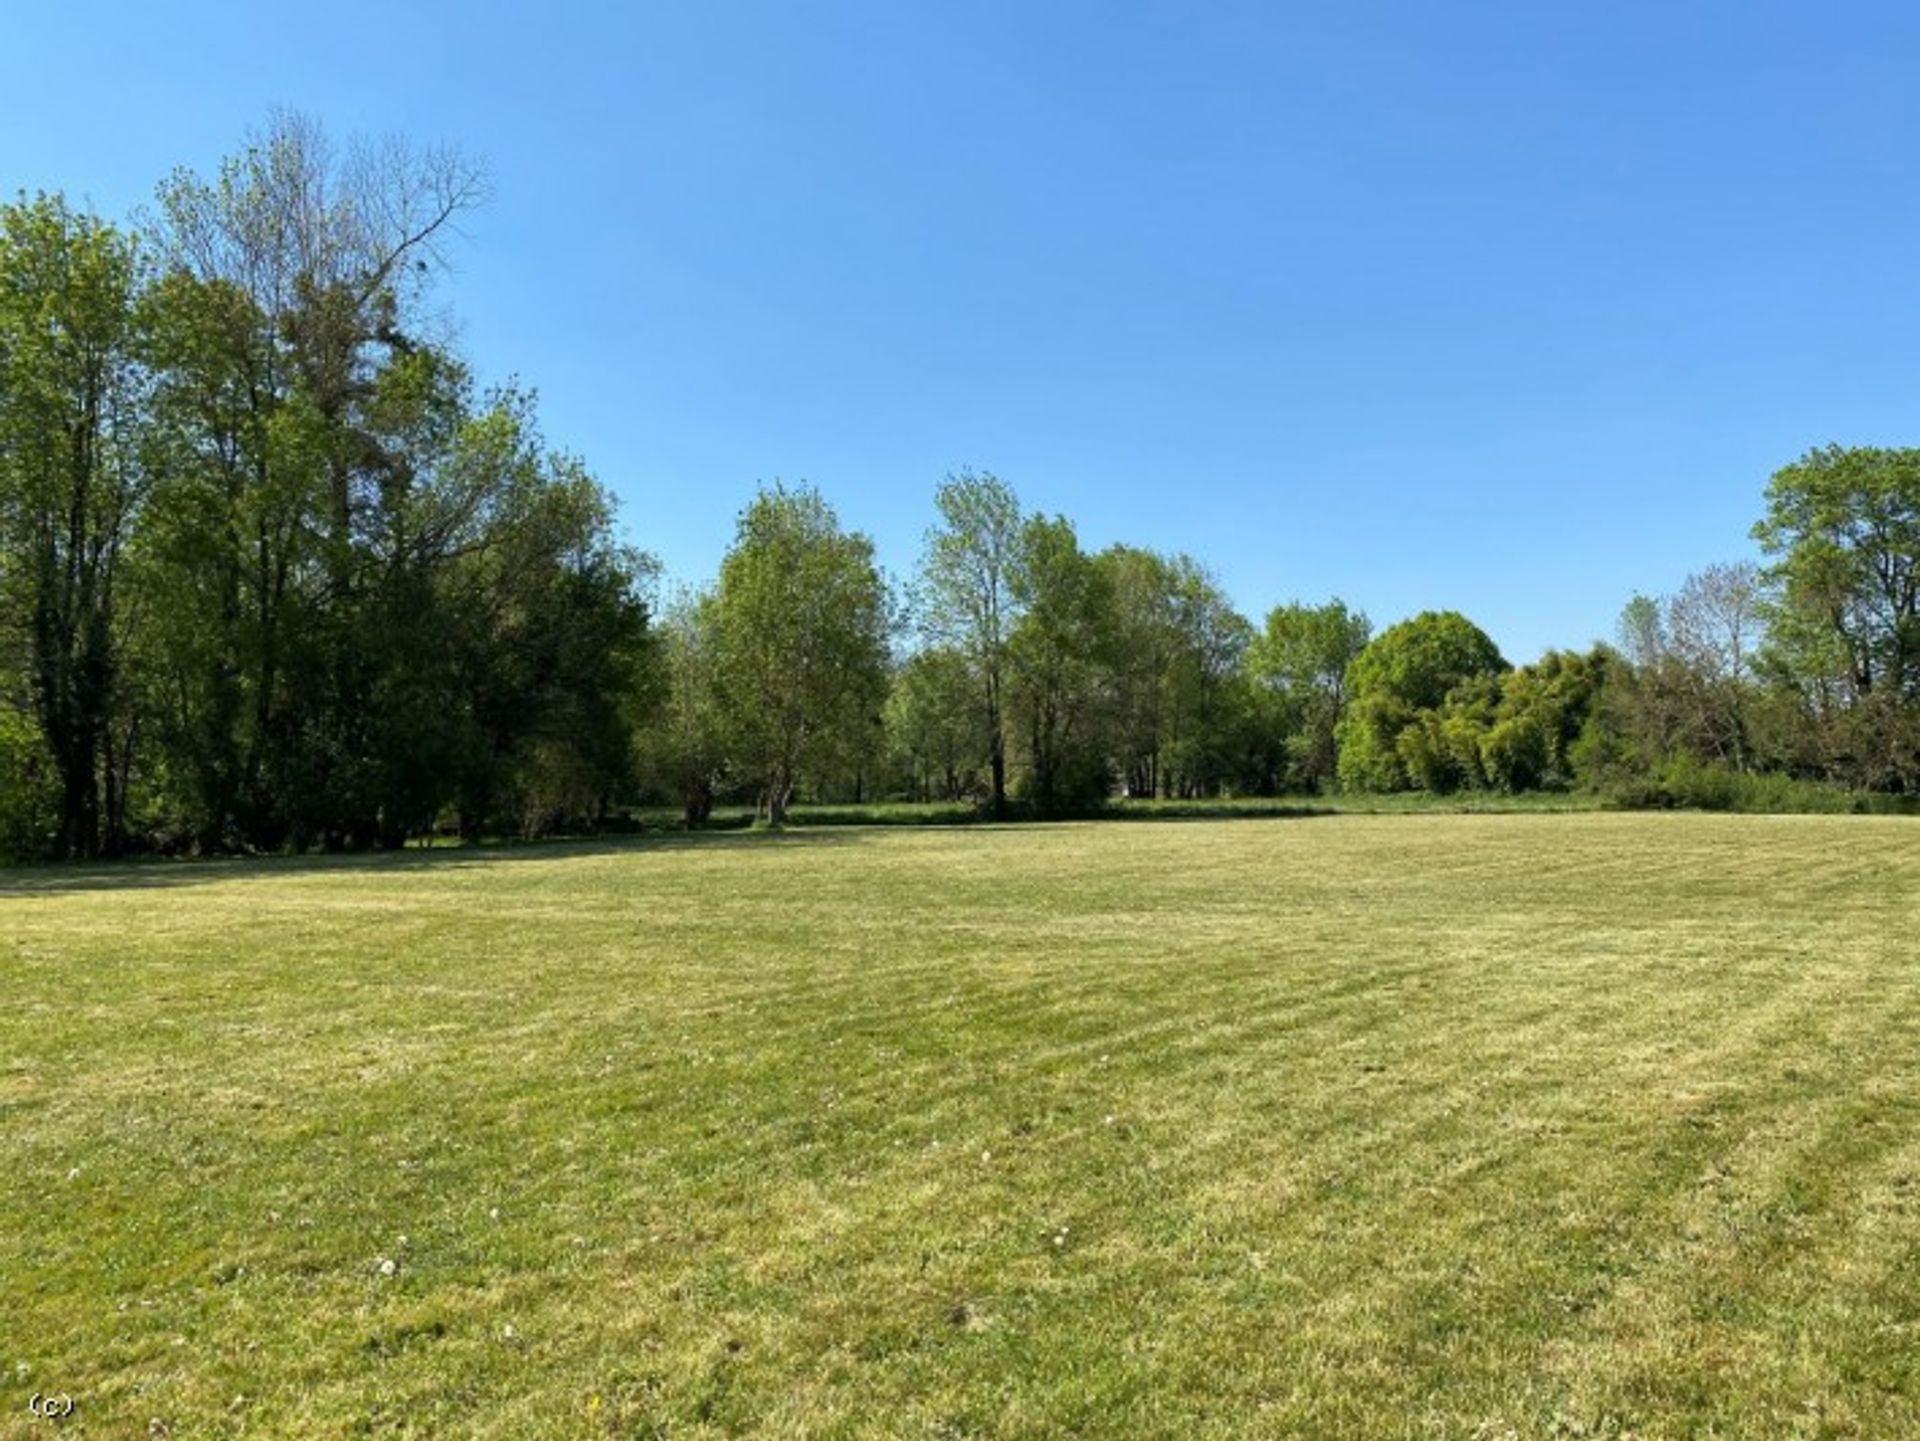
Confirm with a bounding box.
[635,791,1596,832]
[3,815,1919,1437]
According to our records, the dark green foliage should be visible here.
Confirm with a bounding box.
[0,196,147,857]
[1007,515,1118,815]
[0,123,657,858]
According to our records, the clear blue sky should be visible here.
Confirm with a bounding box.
[8,2,1920,660]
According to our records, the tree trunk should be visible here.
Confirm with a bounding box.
[987,699,1007,816]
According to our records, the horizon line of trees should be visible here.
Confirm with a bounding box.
[6,120,1919,860]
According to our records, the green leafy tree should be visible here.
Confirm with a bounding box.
[884,646,986,802]
[712,484,891,826]
[1335,610,1506,791]
[1096,547,1251,799]
[1008,515,1117,814]
[1098,545,1178,797]
[642,589,727,827]
[1755,446,1920,701]
[0,195,150,857]
[139,114,488,847]
[1753,446,1920,789]
[1245,599,1372,792]
[918,470,1025,815]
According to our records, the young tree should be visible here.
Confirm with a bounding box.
[1605,566,1768,779]
[918,470,1025,815]
[712,484,891,825]
[1668,561,1764,771]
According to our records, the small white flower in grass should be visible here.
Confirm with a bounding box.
[488,1206,501,1222]
[1103,1114,1117,1126]
[502,1323,518,1341]
[980,1149,992,1164]
[377,1258,397,1277]
[66,1167,80,1181]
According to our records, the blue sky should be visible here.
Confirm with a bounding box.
[7,2,1920,659]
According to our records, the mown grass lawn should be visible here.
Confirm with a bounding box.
[3,814,1918,1439]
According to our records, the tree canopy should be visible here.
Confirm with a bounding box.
[6,119,1920,860]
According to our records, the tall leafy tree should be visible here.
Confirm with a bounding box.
[1099,545,1180,798]
[1156,555,1251,799]
[1755,446,1920,701]
[1246,598,1371,792]
[140,113,488,847]
[1008,515,1116,814]
[918,470,1025,815]
[712,484,891,825]
[1753,446,1920,788]
[643,588,728,827]
[0,195,149,857]
[1094,546,1251,798]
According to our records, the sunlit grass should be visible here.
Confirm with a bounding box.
[4,814,1918,1437]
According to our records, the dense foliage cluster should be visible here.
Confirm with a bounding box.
[5,121,1919,858]
[644,461,1920,826]
[0,121,654,857]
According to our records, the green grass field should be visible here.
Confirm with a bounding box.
[5,815,1919,1439]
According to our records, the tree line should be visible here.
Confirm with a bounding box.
[5,121,1918,859]
[0,119,649,858]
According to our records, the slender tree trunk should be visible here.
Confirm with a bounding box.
[986,675,1007,817]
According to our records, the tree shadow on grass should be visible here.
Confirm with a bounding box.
[0,827,868,898]
[0,804,1354,898]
